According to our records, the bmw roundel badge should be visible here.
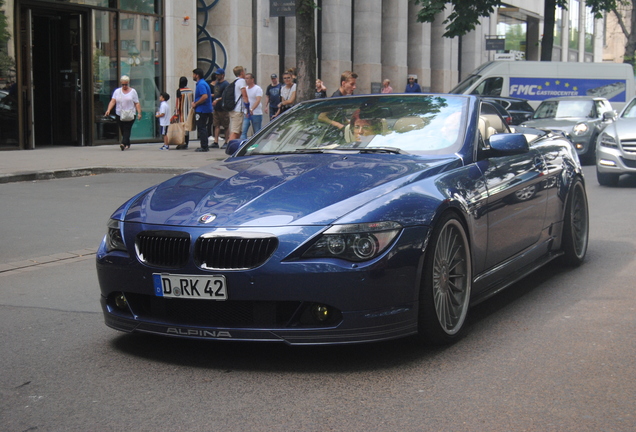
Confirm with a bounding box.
[199,213,217,224]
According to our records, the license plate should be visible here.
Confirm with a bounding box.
[153,273,227,300]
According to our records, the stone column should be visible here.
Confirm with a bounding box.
[165,0,197,95]
[407,3,431,92]
[352,0,382,94]
[560,5,569,61]
[459,19,490,81]
[430,8,459,92]
[321,0,353,95]
[284,15,297,73]
[381,0,408,93]
[205,0,253,74]
[578,0,586,62]
[255,2,281,87]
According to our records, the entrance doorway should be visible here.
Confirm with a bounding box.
[21,8,87,147]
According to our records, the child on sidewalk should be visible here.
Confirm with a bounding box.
[157,92,171,150]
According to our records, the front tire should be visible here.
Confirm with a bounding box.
[418,213,472,345]
[560,178,589,267]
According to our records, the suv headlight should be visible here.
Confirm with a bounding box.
[572,122,589,135]
[302,221,402,262]
[598,132,618,149]
[106,219,127,252]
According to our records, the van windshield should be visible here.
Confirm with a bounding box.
[450,75,481,94]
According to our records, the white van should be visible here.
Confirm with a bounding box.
[450,61,635,111]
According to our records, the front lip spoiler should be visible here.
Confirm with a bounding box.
[102,309,418,346]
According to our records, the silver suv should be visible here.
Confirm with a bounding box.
[596,96,636,186]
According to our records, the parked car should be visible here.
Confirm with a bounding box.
[522,96,615,163]
[97,94,589,346]
[482,96,534,125]
[596,96,636,186]
[479,98,513,125]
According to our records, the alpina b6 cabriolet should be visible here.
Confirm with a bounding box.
[97,94,589,345]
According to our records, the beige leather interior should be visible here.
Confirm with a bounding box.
[393,116,426,133]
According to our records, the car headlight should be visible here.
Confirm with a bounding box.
[598,132,618,149]
[572,122,589,135]
[106,219,127,252]
[302,221,402,262]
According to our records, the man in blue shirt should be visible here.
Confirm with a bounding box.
[405,75,422,93]
[192,68,213,152]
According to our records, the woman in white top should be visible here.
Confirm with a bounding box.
[275,72,297,118]
[105,75,142,150]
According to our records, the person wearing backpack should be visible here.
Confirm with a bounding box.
[191,68,213,152]
[227,65,249,142]
[211,68,230,148]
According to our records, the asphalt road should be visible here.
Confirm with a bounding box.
[0,168,635,431]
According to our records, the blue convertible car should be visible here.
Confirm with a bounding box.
[97,94,589,345]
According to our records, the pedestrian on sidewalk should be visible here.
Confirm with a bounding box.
[191,68,213,152]
[157,92,171,150]
[228,65,249,142]
[212,68,230,148]
[331,71,357,97]
[264,74,281,123]
[240,73,263,140]
[175,76,193,149]
[381,79,393,94]
[315,79,327,98]
[105,75,142,151]
[273,71,296,118]
[405,75,422,93]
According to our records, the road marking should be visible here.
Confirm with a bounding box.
[0,249,96,274]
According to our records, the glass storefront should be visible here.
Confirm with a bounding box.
[0,0,163,148]
[93,10,163,142]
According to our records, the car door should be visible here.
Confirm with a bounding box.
[477,108,549,271]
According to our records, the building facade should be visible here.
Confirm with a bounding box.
[0,0,611,150]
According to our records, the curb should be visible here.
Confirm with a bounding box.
[0,166,192,184]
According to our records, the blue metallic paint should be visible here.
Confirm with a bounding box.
[97,94,585,345]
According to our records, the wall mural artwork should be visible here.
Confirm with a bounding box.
[197,0,227,79]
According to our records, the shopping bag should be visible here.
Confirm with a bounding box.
[167,122,185,146]
[185,109,196,132]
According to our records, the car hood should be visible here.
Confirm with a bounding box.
[120,153,457,227]
[607,117,636,139]
[522,118,590,130]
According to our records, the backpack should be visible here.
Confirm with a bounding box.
[220,79,239,112]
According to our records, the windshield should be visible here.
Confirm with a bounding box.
[621,98,636,118]
[450,75,481,94]
[533,100,596,119]
[239,95,468,156]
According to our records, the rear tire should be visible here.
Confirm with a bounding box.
[418,213,472,345]
[596,168,620,187]
[560,178,589,267]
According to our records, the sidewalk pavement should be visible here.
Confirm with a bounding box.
[0,142,229,184]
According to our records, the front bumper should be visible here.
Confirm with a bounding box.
[97,225,429,345]
[597,145,636,175]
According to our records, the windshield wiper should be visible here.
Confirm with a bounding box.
[292,148,326,153]
[358,147,404,154]
[290,147,404,155]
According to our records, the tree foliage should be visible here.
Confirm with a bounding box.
[412,0,619,61]
[0,0,11,47]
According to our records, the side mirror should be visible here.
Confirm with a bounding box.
[225,139,245,155]
[488,133,529,155]
[602,111,616,122]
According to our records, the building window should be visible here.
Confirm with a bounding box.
[121,18,135,30]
